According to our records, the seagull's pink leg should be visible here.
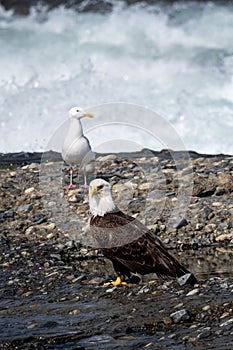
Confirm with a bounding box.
[64,167,76,190]
[81,165,89,189]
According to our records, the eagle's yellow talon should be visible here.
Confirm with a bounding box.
[104,276,127,286]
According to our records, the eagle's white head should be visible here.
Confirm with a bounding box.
[68,107,93,120]
[89,178,116,217]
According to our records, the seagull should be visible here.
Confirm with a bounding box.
[62,107,95,189]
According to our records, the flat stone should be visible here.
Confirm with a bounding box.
[198,330,212,339]
[147,224,158,233]
[202,305,211,312]
[77,334,114,346]
[69,309,81,315]
[24,187,35,194]
[68,195,79,203]
[97,154,118,162]
[220,317,233,327]
[215,233,233,242]
[17,203,33,213]
[170,309,190,323]
[137,285,150,294]
[25,226,35,236]
[46,232,56,239]
[2,209,16,218]
[173,218,188,229]
[205,224,216,233]
[178,273,194,286]
[186,288,199,296]
[212,202,222,207]
[195,223,204,231]
[28,163,39,170]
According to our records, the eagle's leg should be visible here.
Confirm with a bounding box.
[103,260,131,286]
[103,275,127,286]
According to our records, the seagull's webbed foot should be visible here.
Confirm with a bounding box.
[104,276,127,287]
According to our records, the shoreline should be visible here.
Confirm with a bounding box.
[0,148,231,166]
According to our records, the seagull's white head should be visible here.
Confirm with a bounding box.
[89,178,116,217]
[68,107,94,120]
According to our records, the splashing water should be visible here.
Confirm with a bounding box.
[0,2,233,154]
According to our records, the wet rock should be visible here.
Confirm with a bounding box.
[106,286,117,293]
[17,203,33,213]
[137,285,150,294]
[170,309,190,324]
[215,187,226,196]
[43,321,59,328]
[87,277,104,285]
[72,274,87,283]
[1,209,16,219]
[178,273,195,286]
[220,317,233,327]
[32,213,46,224]
[173,218,188,229]
[77,334,115,346]
[50,253,61,260]
[198,330,212,339]
[69,309,81,315]
[27,323,38,329]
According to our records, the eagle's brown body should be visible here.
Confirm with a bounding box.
[90,209,197,285]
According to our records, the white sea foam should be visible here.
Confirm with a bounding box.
[0,2,233,154]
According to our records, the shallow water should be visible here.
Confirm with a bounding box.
[1,2,233,154]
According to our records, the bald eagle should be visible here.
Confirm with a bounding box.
[89,178,197,286]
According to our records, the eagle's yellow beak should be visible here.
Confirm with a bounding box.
[84,112,94,118]
[90,186,97,197]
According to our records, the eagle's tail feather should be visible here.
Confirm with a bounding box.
[156,244,198,286]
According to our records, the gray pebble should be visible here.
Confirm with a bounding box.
[198,330,212,339]
[17,203,33,213]
[170,309,190,323]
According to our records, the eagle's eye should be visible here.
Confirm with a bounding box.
[97,184,104,190]
[76,109,79,112]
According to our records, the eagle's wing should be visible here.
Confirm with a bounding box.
[90,211,188,278]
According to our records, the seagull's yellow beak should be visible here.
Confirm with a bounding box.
[90,186,97,197]
[84,112,94,118]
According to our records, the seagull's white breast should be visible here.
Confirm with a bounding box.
[62,118,94,166]
[62,137,94,165]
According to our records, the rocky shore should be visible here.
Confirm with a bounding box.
[0,149,232,349]
[1,0,233,15]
